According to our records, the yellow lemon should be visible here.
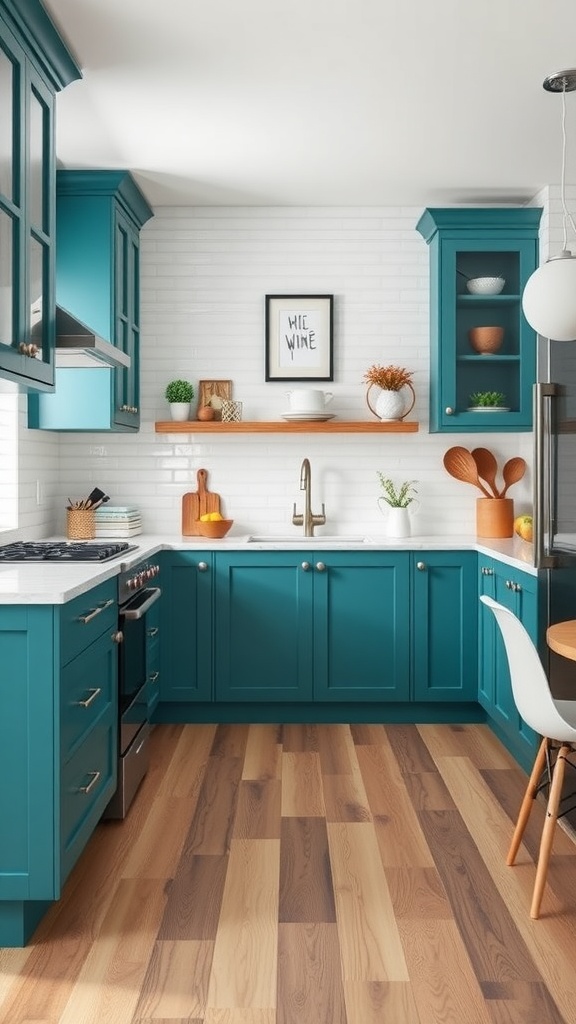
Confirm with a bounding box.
[209,512,224,521]
[199,513,211,522]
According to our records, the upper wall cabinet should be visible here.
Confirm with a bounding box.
[28,170,153,431]
[416,208,542,433]
[0,0,80,391]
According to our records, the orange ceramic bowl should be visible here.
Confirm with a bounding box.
[468,326,504,354]
[197,518,233,539]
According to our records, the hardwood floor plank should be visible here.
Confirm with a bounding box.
[316,724,354,774]
[157,854,228,940]
[481,981,566,1024]
[205,838,279,1011]
[234,779,282,839]
[277,923,346,1024]
[418,723,517,769]
[242,725,282,780]
[481,767,576,860]
[279,817,336,923]
[343,980,421,1024]
[120,796,198,879]
[349,724,388,745]
[385,723,439,774]
[384,866,452,919]
[280,752,325,817]
[327,821,409,982]
[204,1011,276,1023]
[398,918,494,1024]
[154,723,217,800]
[210,723,250,759]
[280,724,318,753]
[133,939,214,1020]
[0,948,33,1016]
[54,878,167,1024]
[402,770,457,810]
[183,755,244,855]
[322,772,372,822]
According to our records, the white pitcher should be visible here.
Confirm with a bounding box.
[378,501,411,539]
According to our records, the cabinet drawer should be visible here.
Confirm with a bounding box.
[60,716,116,880]
[61,632,116,760]
[60,579,117,666]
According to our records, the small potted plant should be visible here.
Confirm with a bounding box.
[363,364,416,421]
[468,390,508,412]
[376,474,418,538]
[165,379,195,421]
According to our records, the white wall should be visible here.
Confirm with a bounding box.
[46,204,533,539]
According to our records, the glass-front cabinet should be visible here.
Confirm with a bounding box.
[416,208,542,433]
[0,1,80,391]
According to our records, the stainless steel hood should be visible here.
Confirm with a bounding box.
[54,306,131,369]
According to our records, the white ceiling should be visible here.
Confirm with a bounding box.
[43,0,576,208]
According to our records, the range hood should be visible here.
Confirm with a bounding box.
[54,306,131,369]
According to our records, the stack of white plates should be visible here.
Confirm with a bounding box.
[94,506,142,537]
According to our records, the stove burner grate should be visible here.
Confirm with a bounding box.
[0,541,137,563]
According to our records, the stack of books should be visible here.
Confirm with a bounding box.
[94,506,142,537]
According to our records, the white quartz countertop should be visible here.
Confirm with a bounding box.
[0,532,537,604]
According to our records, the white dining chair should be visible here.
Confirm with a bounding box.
[480,594,576,918]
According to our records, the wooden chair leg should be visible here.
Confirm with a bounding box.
[507,737,549,867]
[530,743,571,920]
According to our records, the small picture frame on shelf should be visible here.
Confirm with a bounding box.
[265,294,334,381]
[198,379,232,420]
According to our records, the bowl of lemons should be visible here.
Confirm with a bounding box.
[197,512,234,538]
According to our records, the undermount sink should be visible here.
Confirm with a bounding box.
[246,534,370,545]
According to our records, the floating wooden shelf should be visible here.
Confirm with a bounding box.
[155,420,419,434]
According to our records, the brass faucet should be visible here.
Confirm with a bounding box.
[292,457,326,537]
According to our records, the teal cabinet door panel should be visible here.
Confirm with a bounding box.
[0,606,57,899]
[214,552,314,702]
[412,552,478,701]
[313,551,410,701]
[416,207,541,433]
[0,3,80,391]
[160,552,213,702]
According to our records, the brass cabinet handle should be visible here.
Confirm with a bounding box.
[76,687,101,708]
[78,598,115,624]
[315,561,326,572]
[301,561,311,571]
[79,770,100,794]
[198,561,209,572]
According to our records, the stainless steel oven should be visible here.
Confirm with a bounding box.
[104,558,161,819]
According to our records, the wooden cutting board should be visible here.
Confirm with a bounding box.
[182,468,222,535]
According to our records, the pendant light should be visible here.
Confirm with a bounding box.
[522,70,576,341]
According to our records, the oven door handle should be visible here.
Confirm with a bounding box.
[120,587,162,620]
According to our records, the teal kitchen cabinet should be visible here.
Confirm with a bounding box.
[213,550,411,703]
[478,555,540,771]
[416,207,541,433]
[28,170,153,431]
[159,551,213,702]
[412,551,478,702]
[0,1,80,391]
[0,578,118,946]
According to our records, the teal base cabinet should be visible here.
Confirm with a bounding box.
[412,551,478,701]
[478,555,541,772]
[416,207,541,433]
[214,550,411,702]
[0,580,118,946]
[159,551,213,702]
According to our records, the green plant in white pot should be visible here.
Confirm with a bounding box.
[165,379,194,421]
[376,474,418,538]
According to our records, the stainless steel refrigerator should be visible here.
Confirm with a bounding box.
[534,338,576,698]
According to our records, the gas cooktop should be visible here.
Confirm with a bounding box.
[0,541,138,563]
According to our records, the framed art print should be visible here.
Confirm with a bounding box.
[265,294,334,382]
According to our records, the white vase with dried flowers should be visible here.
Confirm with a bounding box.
[363,364,415,421]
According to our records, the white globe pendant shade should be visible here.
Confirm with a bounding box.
[522,253,576,341]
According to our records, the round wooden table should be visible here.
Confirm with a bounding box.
[546,620,576,661]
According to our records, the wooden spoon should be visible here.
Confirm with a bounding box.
[471,447,501,497]
[443,446,493,498]
[500,456,526,497]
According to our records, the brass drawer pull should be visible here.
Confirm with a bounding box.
[76,687,102,708]
[78,598,115,624]
[79,770,101,794]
